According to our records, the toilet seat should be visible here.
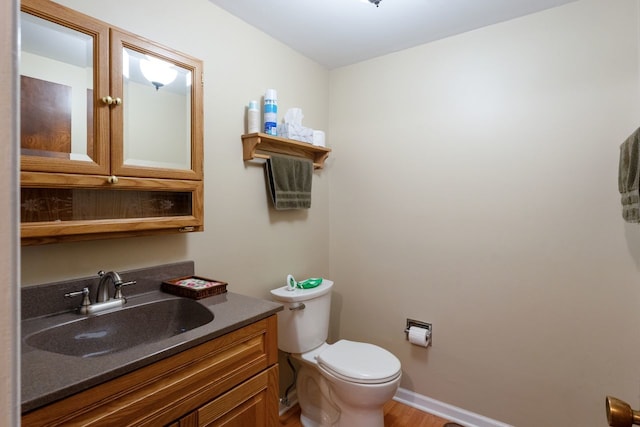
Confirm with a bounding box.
[316,340,401,384]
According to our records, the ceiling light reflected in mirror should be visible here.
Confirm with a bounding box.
[139,56,177,91]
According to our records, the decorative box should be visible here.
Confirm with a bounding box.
[161,275,228,300]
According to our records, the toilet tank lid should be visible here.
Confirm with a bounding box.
[317,339,401,384]
[270,279,333,302]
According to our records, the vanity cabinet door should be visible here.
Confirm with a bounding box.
[196,366,279,427]
[20,0,110,176]
[109,29,203,181]
[170,366,279,427]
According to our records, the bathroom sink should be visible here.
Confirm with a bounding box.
[25,298,214,358]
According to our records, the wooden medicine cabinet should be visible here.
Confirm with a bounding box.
[19,0,204,245]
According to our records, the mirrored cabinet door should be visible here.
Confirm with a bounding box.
[20,0,110,175]
[110,30,203,181]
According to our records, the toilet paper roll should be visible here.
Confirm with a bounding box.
[408,326,431,347]
[313,130,325,147]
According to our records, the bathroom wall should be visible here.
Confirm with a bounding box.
[329,0,640,426]
[20,0,332,300]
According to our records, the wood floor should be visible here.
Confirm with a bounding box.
[279,399,452,427]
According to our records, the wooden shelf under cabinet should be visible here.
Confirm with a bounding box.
[242,132,331,169]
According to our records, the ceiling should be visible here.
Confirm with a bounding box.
[209,0,577,69]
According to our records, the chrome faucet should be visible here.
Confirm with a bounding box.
[65,270,136,314]
[97,270,123,302]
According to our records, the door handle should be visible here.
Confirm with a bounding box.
[606,396,640,426]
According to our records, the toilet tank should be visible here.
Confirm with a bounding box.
[270,279,333,354]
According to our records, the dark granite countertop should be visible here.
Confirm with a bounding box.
[21,262,283,413]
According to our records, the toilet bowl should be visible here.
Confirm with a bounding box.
[271,280,402,427]
[293,341,401,427]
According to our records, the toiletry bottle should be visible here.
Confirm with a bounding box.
[247,100,260,134]
[264,89,278,136]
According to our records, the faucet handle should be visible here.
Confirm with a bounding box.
[114,280,136,300]
[65,287,91,311]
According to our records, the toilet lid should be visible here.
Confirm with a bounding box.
[317,340,401,384]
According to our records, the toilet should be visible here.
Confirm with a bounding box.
[271,279,401,427]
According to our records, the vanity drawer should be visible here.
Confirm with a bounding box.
[174,365,279,427]
[22,315,278,427]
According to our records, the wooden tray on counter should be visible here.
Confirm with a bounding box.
[161,275,228,300]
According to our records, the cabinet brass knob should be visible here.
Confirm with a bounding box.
[108,175,118,184]
[101,96,122,106]
[606,396,640,426]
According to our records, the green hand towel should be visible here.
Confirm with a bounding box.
[619,127,640,222]
[265,154,312,210]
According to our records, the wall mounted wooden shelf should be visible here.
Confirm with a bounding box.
[242,132,331,169]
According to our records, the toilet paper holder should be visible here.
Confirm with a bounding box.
[404,318,432,346]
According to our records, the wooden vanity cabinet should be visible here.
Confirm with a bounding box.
[22,316,279,427]
[20,0,204,245]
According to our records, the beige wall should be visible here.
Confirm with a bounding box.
[17,0,640,426]
[329,0,640,425]
[20,0,332,300]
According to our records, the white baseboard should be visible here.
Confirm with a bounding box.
[393,387,513,427]
[279,386,512,427]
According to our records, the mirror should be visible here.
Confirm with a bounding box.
[19,11,94,162]
[121,47,192,171]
